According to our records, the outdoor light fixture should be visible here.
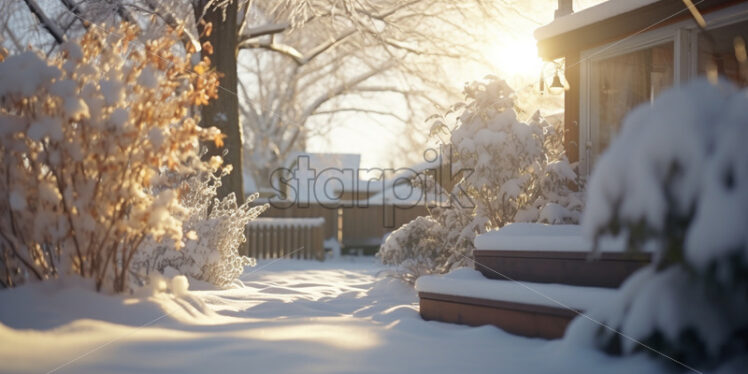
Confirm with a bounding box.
[549,71,565,95]
[539,61,569,95]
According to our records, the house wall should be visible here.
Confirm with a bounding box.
[540,0,748,176]
[575,2,748,176]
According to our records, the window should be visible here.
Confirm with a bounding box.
[578,4,748,177]
[697,19,748,87]
[590,42,674,162]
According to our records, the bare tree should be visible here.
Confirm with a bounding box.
[235,0,500,190]
[1,0,505,197]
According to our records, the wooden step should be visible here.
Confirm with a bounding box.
[473,249,650,288]
[415,271,616,339]
[419,292,576,339]
[472,224,651,288]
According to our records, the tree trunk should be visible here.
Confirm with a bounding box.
[196,0,244,204]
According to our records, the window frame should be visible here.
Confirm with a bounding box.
[577,3,748,178]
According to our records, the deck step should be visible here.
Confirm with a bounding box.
[419,292,576,339]
[473,249,650,288]
[415,270,617,339]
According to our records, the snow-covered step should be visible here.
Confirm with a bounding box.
[473,223,651,288]
[415,269,617,339]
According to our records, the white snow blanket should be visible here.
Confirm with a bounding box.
[0,259,671,373]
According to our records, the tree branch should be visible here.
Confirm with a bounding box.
[59,0,90,30]
[141,0,199,50]
[239,40,304,64]
[23,0,65,44]
[241,22,291,39]
[312,107,408,123]
[301,60,395,120]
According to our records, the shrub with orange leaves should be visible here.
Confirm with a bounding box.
[0,24,250,292]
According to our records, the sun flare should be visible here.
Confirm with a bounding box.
[486,37,544,79]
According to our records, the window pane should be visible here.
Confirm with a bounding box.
[594,42,674,156]
[698,19,748,87]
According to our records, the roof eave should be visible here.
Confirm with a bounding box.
[536,0,740,60]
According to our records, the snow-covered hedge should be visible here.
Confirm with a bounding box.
[379,76,582,281]
[567,79,748,369]
[0,24,257,292]
[378,207,480,283]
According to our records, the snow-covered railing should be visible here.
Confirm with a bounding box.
[246,218,325,260]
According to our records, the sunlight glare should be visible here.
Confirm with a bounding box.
[487,36,544,79]
[244,323,380,350]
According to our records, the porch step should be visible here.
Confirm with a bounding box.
[415,270,617,339]
[473,249,650,288]
[472,224,651,288]
[415,224,648,338]
[419,292,576,339]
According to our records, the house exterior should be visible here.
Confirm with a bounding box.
[535,0,748,177]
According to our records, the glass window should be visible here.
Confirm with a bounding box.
[591,42,674,159]
[698,19,748,87]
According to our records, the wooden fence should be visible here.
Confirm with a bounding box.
[253,200,433,248]
[340,204,430,246]
[255,202,339,240]
[245,218,325,260]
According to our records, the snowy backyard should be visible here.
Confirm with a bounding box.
[2,0,748,373]
[0,258,680,374]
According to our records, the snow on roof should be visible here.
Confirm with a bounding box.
[249,217,325,227]
[285,152,361,171]
[534,0,659,41]
[283,152,362,202]
[381,154,443,191]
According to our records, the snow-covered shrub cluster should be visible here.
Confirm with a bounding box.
[0,24,237,292]
[131,168,267,288]
[378,76,582,281]
[435,76,583,227]
[378,207,480,283]
[568,79,748,369]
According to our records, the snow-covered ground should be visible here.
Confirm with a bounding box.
[1,258,673,374]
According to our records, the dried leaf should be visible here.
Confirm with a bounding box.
[202,41,213,56]
[214,133,226,148]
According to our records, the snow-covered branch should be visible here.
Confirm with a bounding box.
[22,0,66,44]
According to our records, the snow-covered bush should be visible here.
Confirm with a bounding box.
[568,79,748,369]
[0,24,228,292]
[377,207,480,283]
[131,169,267,288]
[434,76,583,227]
[378,76,582,281]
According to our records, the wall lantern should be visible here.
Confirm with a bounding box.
[549,70,565,95]
[540,62,569,95]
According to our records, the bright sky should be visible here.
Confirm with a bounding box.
[307,0,603,170]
